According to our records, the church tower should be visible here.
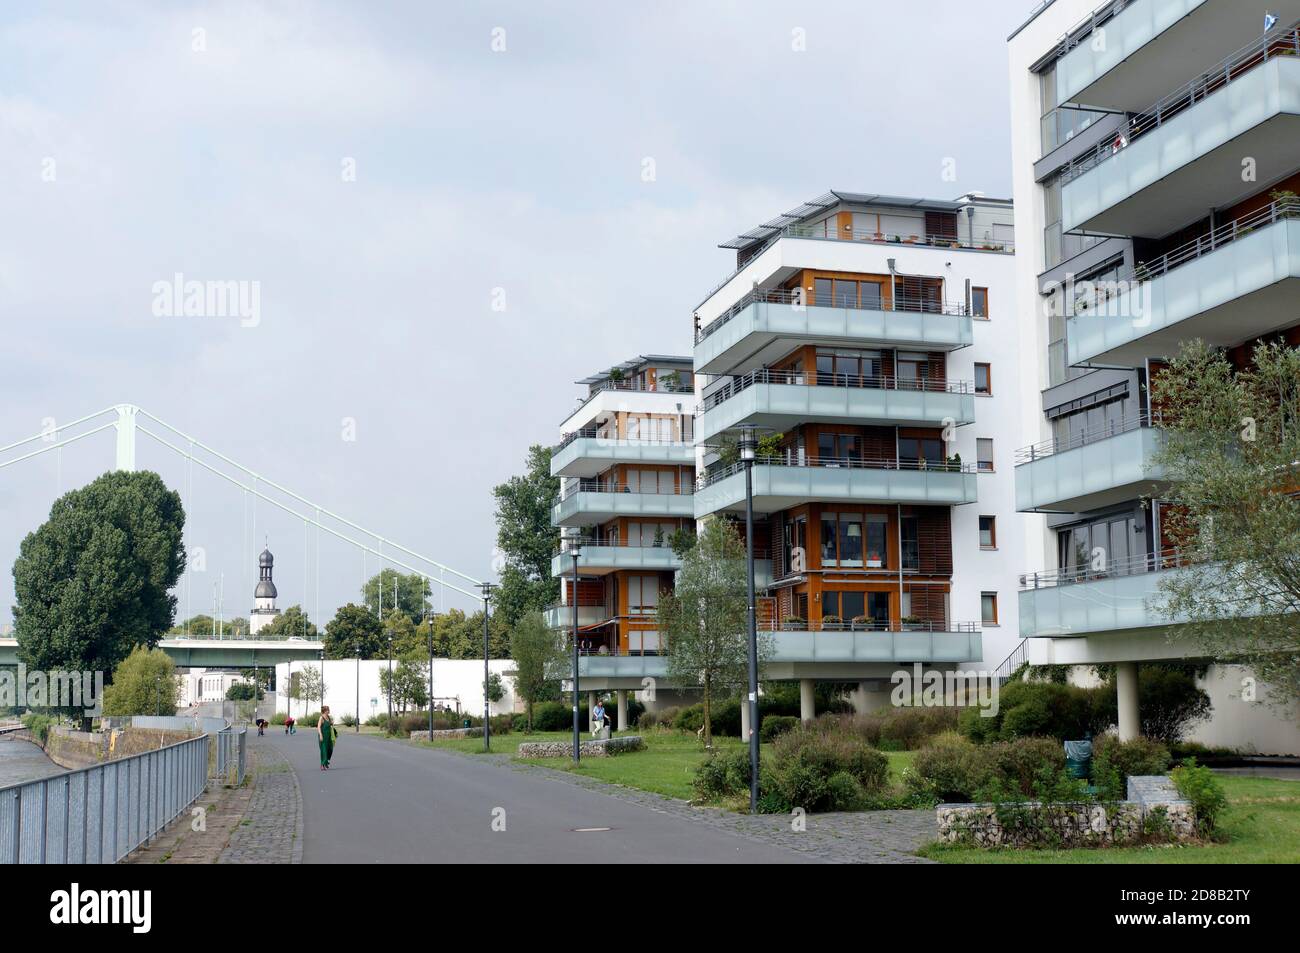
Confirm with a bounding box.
[249,547,280,635]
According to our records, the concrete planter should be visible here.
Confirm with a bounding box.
[409,726,485,741]
[517,736,646,758]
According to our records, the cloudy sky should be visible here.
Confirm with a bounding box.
[0,0,1030,625]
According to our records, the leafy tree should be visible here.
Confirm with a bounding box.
[101,646,180,717]
[226,681,263,701]
[492,445,560,626]
[361,569,430,625]
[168,615,247,637]
[13,471,185,723]
[378,652,428,713]
[294,664,326,714]
[259,605,319,641]
[483,672,505,704]
[509,610,566,730]
[423,608,510,660]
[1150,340,1300,704]
[660,519,770,746]
[324,602,385,659]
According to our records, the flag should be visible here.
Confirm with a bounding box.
[1265,12,1279,31]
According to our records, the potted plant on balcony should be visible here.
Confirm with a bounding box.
[850,614,874,631]
[608,366,625,384]
[659,370,680,392]
[945,452,962,472]
[899,615,926,632]
[1270,188,1299,215]
[887,234,901,243]
[904,234,919,244]
[820,614,845,631]
[781,615,806,631]
[873,231,885,242]
[653,526,665,548]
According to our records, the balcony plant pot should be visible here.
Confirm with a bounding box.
[873,232,884,241]
[781,616,806,632]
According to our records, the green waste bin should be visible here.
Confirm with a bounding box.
[1064,739,1093,779]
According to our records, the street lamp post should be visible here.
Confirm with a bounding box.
[355,646,361,734]
[569,537,583,764]
[317,650,324,720]
[738,424,761,813]
[479,582,496,753]
[427,608,435,738]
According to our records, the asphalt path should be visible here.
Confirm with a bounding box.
[263,730,816,864]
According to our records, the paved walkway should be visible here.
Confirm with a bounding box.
[218,741,303,864]
[266,729,820,863]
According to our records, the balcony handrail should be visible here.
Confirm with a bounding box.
[555,536,745,553]
[1061,22,1300,184]
[762,619,981,633]
[1014,412,1156,464]
[1053,0,1132,58]
[554,428,695,452]
[702,367,972,411]
[699,453,975,489]
[1019,547,1193,590]
[782,223,1014,253]
[696,286,970,345]
[1070,201,1300,313]
[559,479,695,501]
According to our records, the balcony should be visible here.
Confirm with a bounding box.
[1018,550,1190,638]
[693,456,978,518]
[542,604,610,630]
[574,623,982,683]
[1061,26,1300,237]
[1015,416,1165,513]
[551,480,694,526]
[549,541,683,577]
[1067,203,1300,367]
[560,378,696,433]
[1053,0,1300,112]
[695,289,973,377]
[551,431,696,478]
[696,369,975,444]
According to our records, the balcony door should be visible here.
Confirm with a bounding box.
[896,352,932,391]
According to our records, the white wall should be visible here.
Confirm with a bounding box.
[275,658,518,723]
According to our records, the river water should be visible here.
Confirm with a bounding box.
[0,737,65,787]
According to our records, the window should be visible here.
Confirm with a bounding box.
[817,432,860,464]
[981,592,999,626]
[898,436,943,467]
[900,516,920,570]
[819,511,887,568]
[972,287,989,318]
[979,516,996,549]
[823,591,889,626]
[896,352,931,390]
[974,363,991,395]
[627,575,661,615]
[977,438,994,472]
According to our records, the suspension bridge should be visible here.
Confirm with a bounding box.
[0,403,489,669]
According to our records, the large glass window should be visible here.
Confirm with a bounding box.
[817,432,860,464]
[900,516,920,570]
[820,512,887,568]
[898,437,943,466]
[627,575,661,614]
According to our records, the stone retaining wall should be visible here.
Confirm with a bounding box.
[409,727,485,741]
[44,726,196,770]
[936,774,1196,848]
[517,736,645,758]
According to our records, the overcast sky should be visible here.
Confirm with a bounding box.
[0,0,1031,625]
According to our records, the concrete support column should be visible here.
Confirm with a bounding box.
[616,690,627,732]
[740,695,752,740]
[1116,662,1140,741]
[587,691,595,727]
[799,679,815,723]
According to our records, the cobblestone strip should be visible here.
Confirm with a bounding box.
[429,744,935,864]
[218,741,303,864]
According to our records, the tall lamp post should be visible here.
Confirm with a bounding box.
[568,537,583,764]
[426,608,436,738]
[317,650,325,720]
[355,645,361,733]
[479,582,496,753]
[738,424,761,813]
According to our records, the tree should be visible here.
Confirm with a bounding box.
[492,445,561,626]
[378,652,428,713]
[361,570,430,625]
[484,672,505,705]
[13,471,186,723]
[660,519,770,746]
[259,605,319,641]
[509,610,566,730]
[168,615,247,637]
[323,603,384,659]
[1150,340,1300,705]
[226,681,263,701]
[422,608,510,660]
[294,664,326,715]
[101,646,180,716]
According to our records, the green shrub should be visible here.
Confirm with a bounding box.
[692,748,751,800]
[905,731,993,803]
[710,697,743,736]
[340,714,358,728]
[964,680,1110,743]
[671,705,705,734]
[1091,735,1172,799]
[878,706,959,750]
[530,701,571,732]
[759,715,799,742]
[298,712,321,728]
[1134,665,1212,743]
[984,737,1067,799]
[765,725,889,812]
[1171,758,1228,837]
[21,712,54,744]
[625,697,646,727]
[270,712,288,725]
[637,706,680,730]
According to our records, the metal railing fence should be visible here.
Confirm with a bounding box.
[0,733,210,864]
[213,727,247,787]
[702,367,973,412]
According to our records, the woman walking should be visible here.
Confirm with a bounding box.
[318,706,335,770]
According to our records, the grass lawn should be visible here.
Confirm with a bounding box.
[918,775,1300,864]
[412,729,917,802]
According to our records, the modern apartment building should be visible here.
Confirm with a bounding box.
[690,190,1025,717]
[548,355,698,727]
[1008,0,1300,751]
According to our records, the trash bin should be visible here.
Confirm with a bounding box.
[462,718,471,729]
[1064,739,1093,779]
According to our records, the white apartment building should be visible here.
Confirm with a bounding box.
[1008,0,1300,752]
